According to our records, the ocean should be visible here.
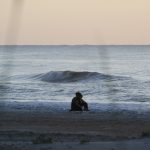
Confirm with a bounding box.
[0,45,150,112]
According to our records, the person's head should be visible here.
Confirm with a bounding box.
[75,92,83,98]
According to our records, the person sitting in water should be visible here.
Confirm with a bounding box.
[70,92,89,111]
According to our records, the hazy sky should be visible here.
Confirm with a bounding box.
[0,0,150,45]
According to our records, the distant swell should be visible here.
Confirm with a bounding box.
[31,71,126,83]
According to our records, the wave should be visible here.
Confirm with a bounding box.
[31,71,128,83]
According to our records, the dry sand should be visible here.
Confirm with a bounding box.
[0,110,150,150]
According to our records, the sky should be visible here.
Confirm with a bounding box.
[0,0,150,45]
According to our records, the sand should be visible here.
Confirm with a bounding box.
[1,108,150,150]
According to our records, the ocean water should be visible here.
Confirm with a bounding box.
[0,45,150,112]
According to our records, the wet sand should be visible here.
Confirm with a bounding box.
[1,109,150,149]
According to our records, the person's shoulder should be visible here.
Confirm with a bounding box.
[72,97,76,100]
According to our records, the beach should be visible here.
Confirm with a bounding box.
[1,102,150,150]
[0,0,150,147]
[1,46,150,149]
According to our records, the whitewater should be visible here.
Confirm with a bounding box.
[1,45,150,113]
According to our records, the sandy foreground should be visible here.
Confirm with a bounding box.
[0,110,150,150]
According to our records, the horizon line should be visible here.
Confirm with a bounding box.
[0,44,150,46]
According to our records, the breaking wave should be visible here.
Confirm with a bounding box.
[31,71,127,83]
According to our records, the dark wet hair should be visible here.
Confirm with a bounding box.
[76,92,83,98]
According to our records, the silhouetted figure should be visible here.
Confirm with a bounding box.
[70,92,89,111]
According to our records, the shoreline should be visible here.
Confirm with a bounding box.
[1,110,150,139]
[1,102,150,149]
[1,100,150,113]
